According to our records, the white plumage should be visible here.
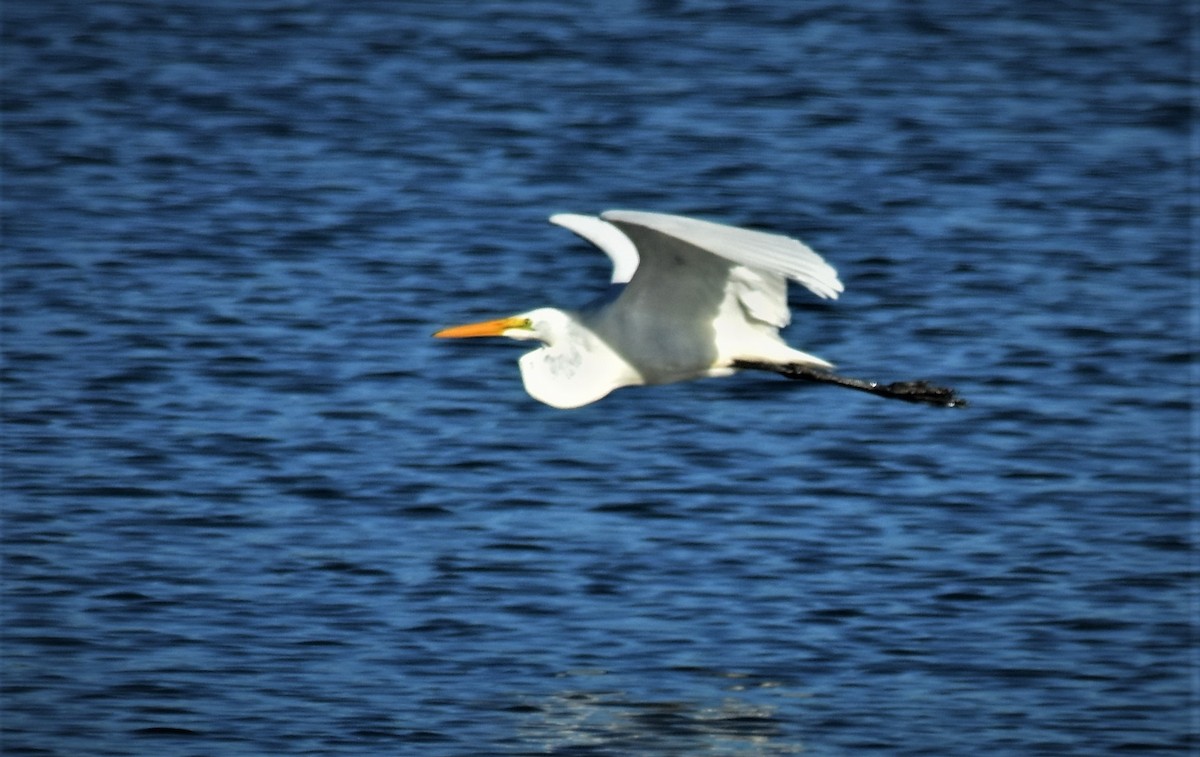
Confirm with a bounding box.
[435,210,963,409]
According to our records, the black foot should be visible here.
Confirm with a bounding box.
[732,360,967,408]
[872,380,966,408]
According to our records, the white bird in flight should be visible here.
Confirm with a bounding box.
[435,210,964,409]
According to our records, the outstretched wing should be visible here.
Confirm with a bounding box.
[600,209,842,336]
[550,213,640,284]
[601,209,843,300]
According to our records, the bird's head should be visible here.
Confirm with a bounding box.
[434,308,565,344]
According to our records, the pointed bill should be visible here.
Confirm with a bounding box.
[433,316,529,338]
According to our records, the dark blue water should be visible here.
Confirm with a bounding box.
[2,2,1193,754]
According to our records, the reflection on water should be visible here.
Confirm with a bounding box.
[517,670,802,755]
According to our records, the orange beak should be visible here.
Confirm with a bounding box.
[433,316,529,339]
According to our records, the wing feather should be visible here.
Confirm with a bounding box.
[601,209,843,300]
[549,213,639,284]
[728,265,790,327]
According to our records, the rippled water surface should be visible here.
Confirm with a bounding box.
[2,2,1193,755]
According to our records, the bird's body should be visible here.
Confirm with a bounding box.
[435,210,963,409]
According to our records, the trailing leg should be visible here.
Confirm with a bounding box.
[732,360,966,408]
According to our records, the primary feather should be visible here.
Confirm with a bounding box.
[601,209,844,300]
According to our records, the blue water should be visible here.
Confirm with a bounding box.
[2,2,1193,755]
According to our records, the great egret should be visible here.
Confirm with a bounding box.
[435,210,964,409]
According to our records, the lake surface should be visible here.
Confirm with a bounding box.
[2,1,1193,754]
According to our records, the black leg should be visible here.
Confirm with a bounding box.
[732,360,966,408]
